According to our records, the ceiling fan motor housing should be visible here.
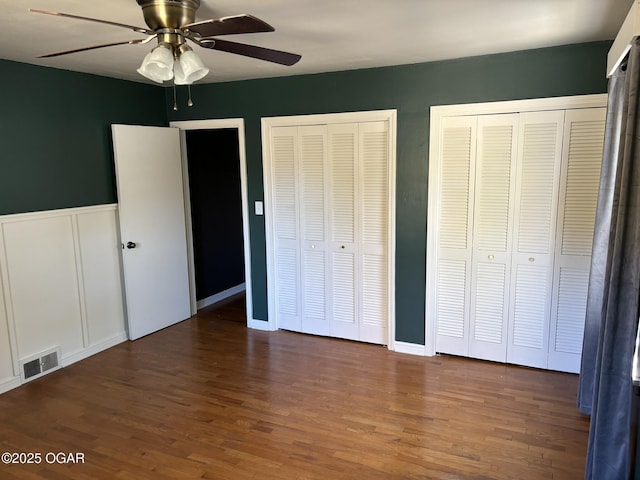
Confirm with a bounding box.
[136,0,200,30]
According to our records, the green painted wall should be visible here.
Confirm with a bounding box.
[0,59,166,215]
[167,41,611,344]
[0,40,611,346]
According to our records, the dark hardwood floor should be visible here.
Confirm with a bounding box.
[0,294,589,479]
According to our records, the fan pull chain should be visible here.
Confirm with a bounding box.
[173,84,178,111]
[187,85,194,107]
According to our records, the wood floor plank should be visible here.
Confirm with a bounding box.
[0,294,589,479]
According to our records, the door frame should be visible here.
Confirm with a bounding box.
[426,94,607,357]
[170,119,254,325]
[261,110,397,349]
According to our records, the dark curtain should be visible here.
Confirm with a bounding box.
[578,38,640,479]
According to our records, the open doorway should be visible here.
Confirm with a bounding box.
[185,128,244,308]
[170,119,253,324]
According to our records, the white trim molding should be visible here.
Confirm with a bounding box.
[62,332,127,367]
[196,283,246,310]
[0,377,20,395]
[426,95,608,357]
[248,319,277,331]
[394,342,427,356]
[170,118,253,327]
[608,0,640,77]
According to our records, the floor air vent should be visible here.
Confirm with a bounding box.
[19,347,61,383]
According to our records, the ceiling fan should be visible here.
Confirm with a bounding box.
[29,0,302,86]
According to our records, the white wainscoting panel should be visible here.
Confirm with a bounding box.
[76,210,126,346]
[3,215,85,357]
[0,276,17,393]
[0,205,127,394]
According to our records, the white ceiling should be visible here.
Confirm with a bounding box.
[1,0,633,85]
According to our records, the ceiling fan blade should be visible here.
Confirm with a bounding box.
[37,38,155,58]
[185,14,274,37]
[197,38,301,66]
[29,9,153,35]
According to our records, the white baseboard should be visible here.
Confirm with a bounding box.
[394,341,426,356]
[248,318,276,331]
[196,283,246,310]
[62,332,128,367]
[0,376,21,395]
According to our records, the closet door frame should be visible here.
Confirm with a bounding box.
[262,110,397,349]
[426,94,607,357]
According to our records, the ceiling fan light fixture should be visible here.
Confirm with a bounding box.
[137,43,174,83]
[174,49,209,85]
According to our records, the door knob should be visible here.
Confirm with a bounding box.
[126,241,137,249]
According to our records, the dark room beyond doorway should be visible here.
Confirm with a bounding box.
[185,128,245,303]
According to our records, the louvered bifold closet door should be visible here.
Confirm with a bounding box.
[299,126,330,336]
[548,107,605,373]
[271,126,302,331]
[468,114,518,362]
[358,121,390,344]
[507,111,565,369]
[435,116,477,356]
[328,123,359,341]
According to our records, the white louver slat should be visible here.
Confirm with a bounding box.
[511,264,548,350]
[475,123,514,252]
[303,251,325,320]
[361,130,388,247]
[330,131,356,244]
[272,131,298,241]
[440,126,473,250]
[277,248,298,316]
[300,133,326,242]
[332,252,355,325]
[436,260,467,340]
[473,262,506,344]
[362,255,387,328]
[516,123,559,254]
[561,119,605,256]
[554,267,589,354]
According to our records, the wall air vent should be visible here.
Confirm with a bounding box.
[19,347,61,383]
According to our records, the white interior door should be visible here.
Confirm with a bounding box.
[468,114,518,362]
[507,111,565,369]
[358,121,391,344]
[435,116,477,356]
[548,107,606,373]
[112,125,191,340]
[299,126,330,336]
[328,123,359,341]
[269,126,302,332]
